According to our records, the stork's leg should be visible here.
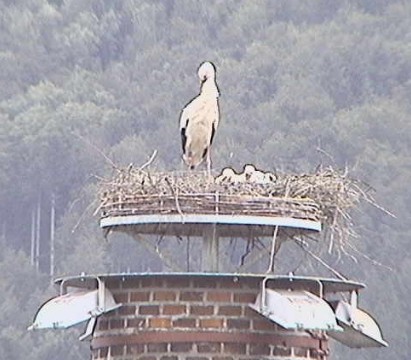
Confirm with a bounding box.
[206,149,212,178]
[181,155,186,172]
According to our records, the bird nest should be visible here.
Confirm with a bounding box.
[98,166,380,246]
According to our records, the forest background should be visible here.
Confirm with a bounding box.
[0,0,410,359]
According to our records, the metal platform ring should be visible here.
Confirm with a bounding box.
[100,214,322,232]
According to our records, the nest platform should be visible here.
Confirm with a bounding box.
[98,167,365,243]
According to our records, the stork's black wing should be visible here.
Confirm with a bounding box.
[181,126,187,153]
[180,113,190,153]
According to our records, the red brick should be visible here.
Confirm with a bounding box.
[106,279,122,289]
[244,307,258,317]
[218,279,242,289]
[153,290,177,301]
[217,305,242,316]
[103,309,117,317]
[200,318,224,329]
[98,319,109,330]
[130,291,150,301]
[127,317,146,328]
[139,305,160,315]
[126,344,145,355]
[149,317,172,328]
[173,318,197,328]
[197,343,222,353]
[224,343,246,354]
[147,343,168,352]
[170,342,193,352]
[252,319,276,331]
[233,292,256,303]
[242,278,260,289]
[226,318,250,330]
[120,277,141,288]
[141,277,159,287]
[192,278,218,288]
[110,319,124,329]
[249,344,270,356]
[166,277,191,288]
[110,345,124,356]
[104,279,124,290]
[294,347,309,357]
[99,347,108,358]
[163,304,186,315]
[113,292,129,303]
[206,291,232,302]
[180,291,204,301]
[118,305,136,315]
[273,346,291,356]
[190,305,214,315]
[309,348,323,358]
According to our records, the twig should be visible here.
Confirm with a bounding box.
[165,177,184,219]
[138,150,158,172]
[72,199,98,233]
[98,165,392,265]
[316,145,335,164]
[328,212,338,254]
[352,182,396,218]
[345,241,393,271]
[293,237,348,280]
[72,132,119,170]
[135,233,183,271]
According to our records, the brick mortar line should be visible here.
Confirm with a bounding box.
[91,331,323,350]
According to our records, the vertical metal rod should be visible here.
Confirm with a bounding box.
[186,236,190,272]
[30,207,35,266]
[50,193,56,277]
[98,278,105,311]
[202,224,219,272]
[267,225,279,273]
[212,225,218,271]
[35,195,41,271]
[350,290,358,308]
[315,279,324,298]
[261,276,270,311]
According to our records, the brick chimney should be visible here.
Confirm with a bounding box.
[91,274,328,360]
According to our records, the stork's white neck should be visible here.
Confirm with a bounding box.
[201,78,220,98]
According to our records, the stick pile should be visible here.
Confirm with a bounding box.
[96,161,395,266]
[98,166,372,235]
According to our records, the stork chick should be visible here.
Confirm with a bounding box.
[215,167,244,184]
[242,164,267,184]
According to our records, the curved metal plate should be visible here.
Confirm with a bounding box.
[100,214,321,238]
[29,290,97,330]
[250,289,342,331]
[28,289,120,330]
[329,301,388,348]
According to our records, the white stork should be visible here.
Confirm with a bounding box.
[179,61,220,175]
